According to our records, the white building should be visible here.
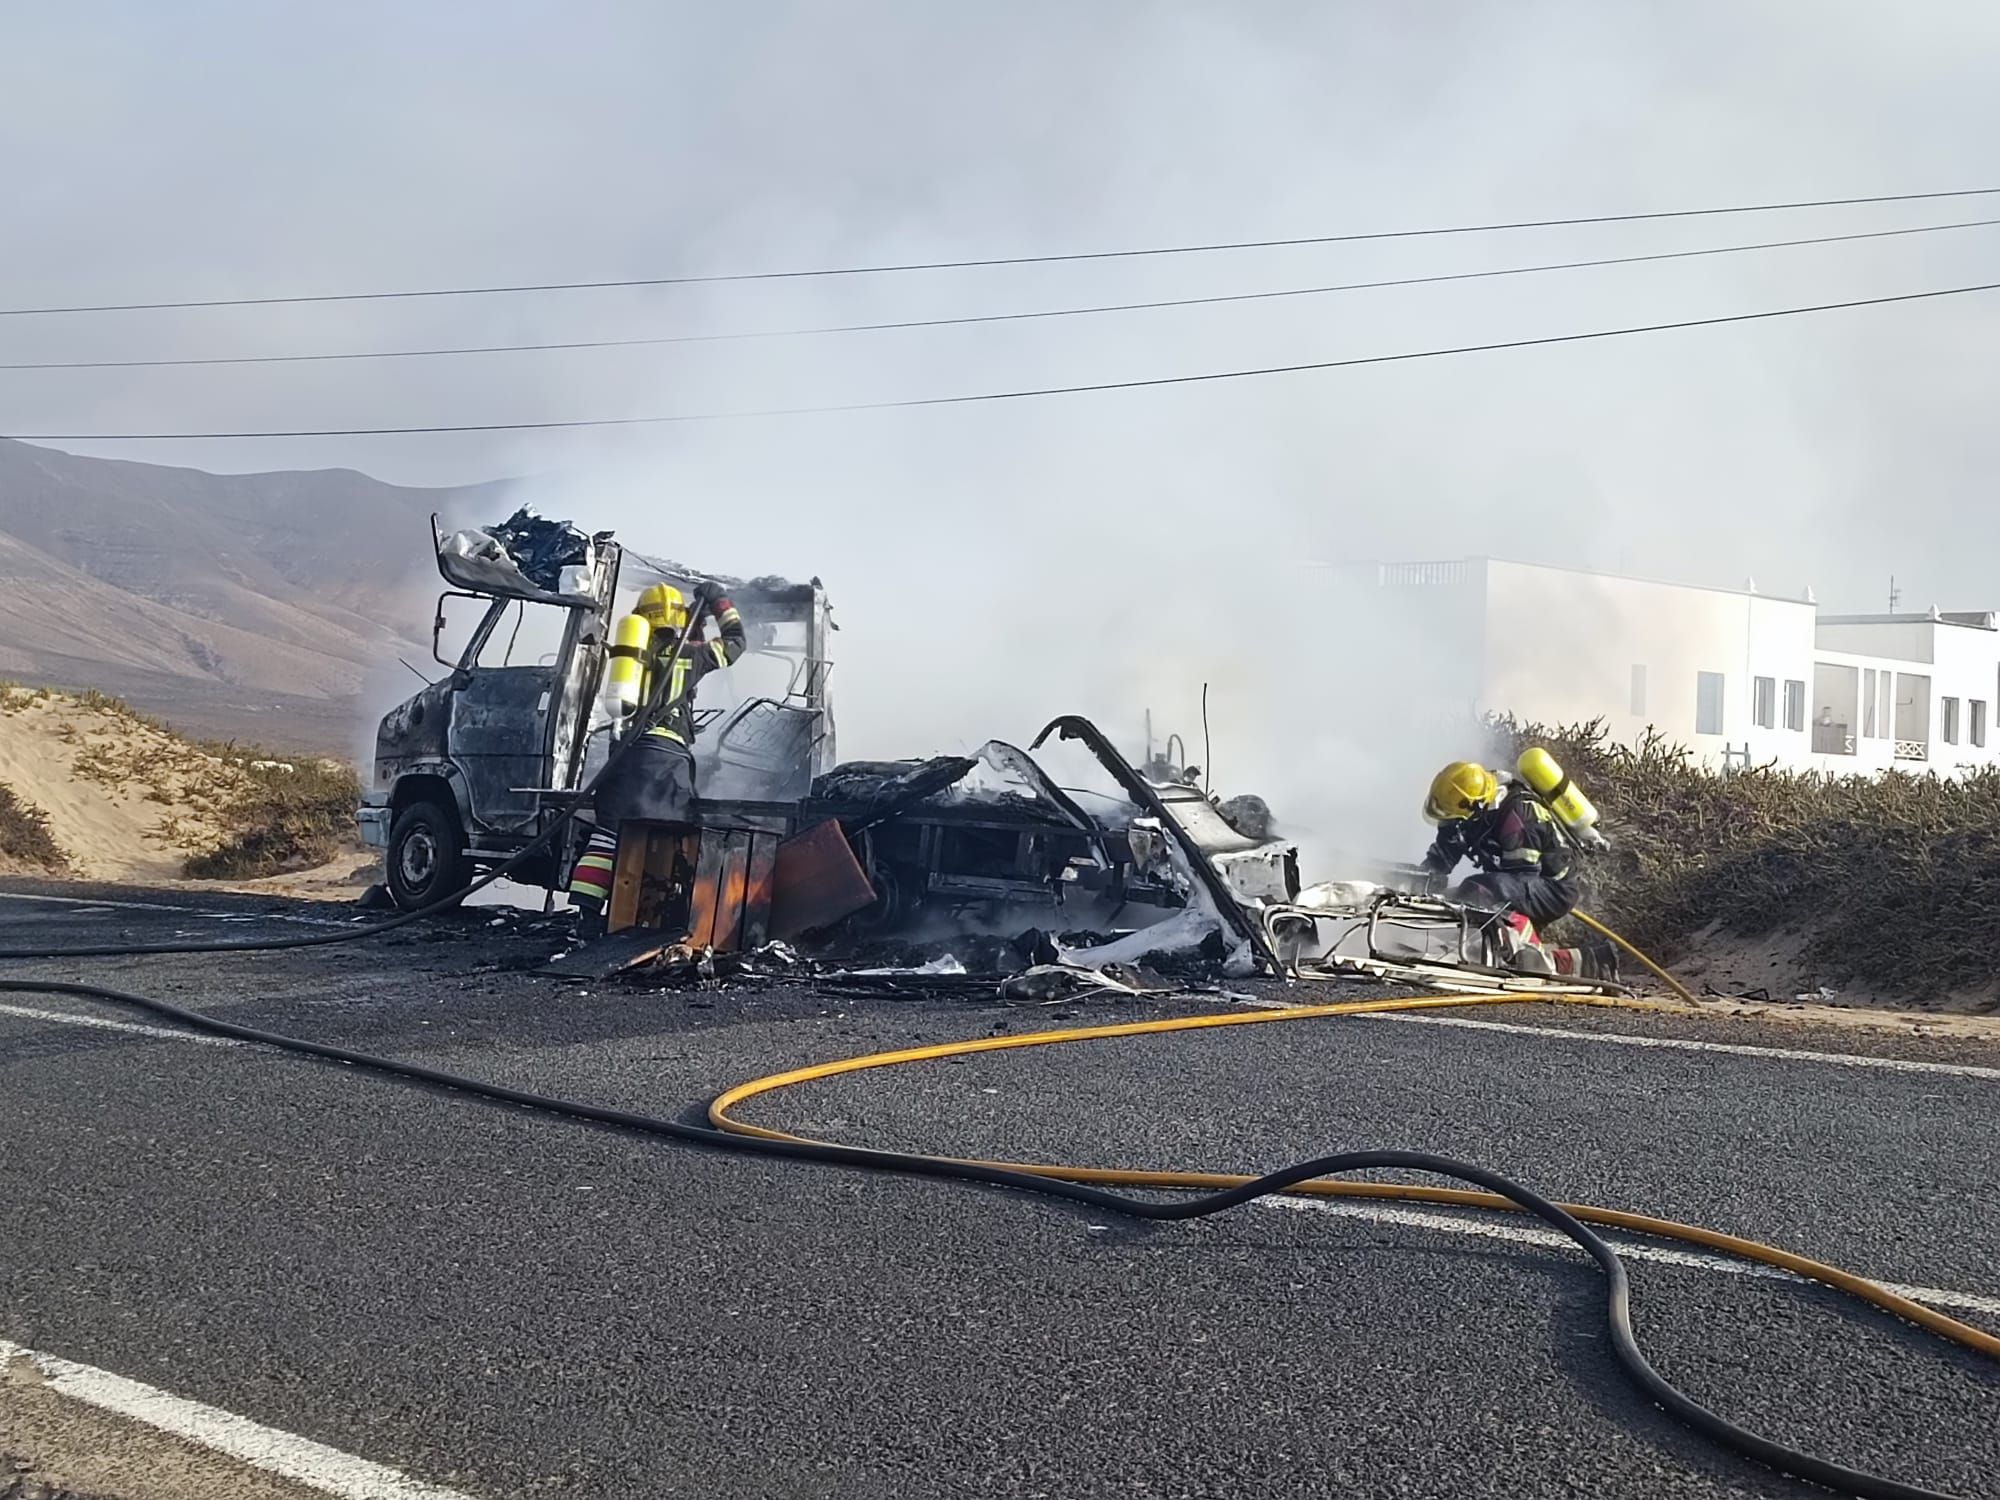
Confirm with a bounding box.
[1351,557,2000,775]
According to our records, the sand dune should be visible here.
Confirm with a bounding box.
[0,687,369,896]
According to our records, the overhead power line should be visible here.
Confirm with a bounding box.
[8,216,1997,372]
[2,185,1998,318]
[10,278,1994,442]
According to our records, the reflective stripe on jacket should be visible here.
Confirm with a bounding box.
[640,601,746,743]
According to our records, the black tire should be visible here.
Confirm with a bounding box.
[846,859,918,936]
[385,798,472,912]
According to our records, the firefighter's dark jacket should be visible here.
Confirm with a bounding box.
[1422,786,1573,881]
[642,598,747,745]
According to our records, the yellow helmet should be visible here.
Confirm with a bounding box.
[1423,761,1499,824]
[634,583,690,631]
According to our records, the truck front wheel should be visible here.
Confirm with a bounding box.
[386,799,472,911]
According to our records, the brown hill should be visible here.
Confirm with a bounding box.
[0,440,500,754]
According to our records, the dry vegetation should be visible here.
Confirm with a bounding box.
[183,756,360,879]
[0,781,66,871]
[1490,717,2000,1006]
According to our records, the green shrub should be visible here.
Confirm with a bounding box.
[1486,717,2000,999]
[183,758,361,880]
[0,782,69,870]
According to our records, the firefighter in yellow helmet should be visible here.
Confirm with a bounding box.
[1419,760,1611,979]
[567,581,746,930]
[628,583,745,748]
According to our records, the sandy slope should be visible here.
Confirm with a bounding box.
[0,688,367,893]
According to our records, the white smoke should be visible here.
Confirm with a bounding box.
[22,2,2000,885]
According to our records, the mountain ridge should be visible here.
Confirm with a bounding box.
[0,439,505,754]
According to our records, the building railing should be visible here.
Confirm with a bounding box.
[1374,561,1468,587]
[1894,739,1929,762]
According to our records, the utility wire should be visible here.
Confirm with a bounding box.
[9,278,1995,443]
[3,186,1998,318]
[8,216,1996,372]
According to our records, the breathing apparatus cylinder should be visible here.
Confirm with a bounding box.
[601,613,652,716]
[1515,747,1607,849]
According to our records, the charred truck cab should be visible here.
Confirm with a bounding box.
[358,513,836,911]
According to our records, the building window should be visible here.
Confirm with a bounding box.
[1942,696,1961,745]
[1974,700,1989,749]
[1783,679,1805,732]
[1878,671,1894,742]
[1630,664,1646,717]
[1696,671,1725,735]
[1752,676,1776,730]
[1893,674,1930,758]
[1862,669,1878,738]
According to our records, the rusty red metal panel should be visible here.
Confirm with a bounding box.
[769,819,875,940]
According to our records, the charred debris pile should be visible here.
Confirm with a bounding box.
[599,924,1245,1007]
[564,716,1296,1002]
[1488,717,2000,1005]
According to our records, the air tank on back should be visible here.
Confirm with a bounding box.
[601,612,652,717]
[1515,747,1607,849]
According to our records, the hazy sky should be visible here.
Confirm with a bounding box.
[5,1,1998,855]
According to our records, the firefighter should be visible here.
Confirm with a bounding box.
[1419,761,1612,979]
[568,583,746,931]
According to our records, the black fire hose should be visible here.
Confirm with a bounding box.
[0,969,1971,1500]
[0,609,1975,1497]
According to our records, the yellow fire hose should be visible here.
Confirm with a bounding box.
[3,907,1987,1497]
[710,988,2000,1363]
[1574,906,1705,1007]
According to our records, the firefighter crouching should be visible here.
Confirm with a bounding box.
[568,583,746,934]
[1419,756,1616,981]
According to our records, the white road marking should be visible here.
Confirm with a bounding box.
[216,913,359,929]
[1258,1197,2000,1318]
[0,891,224,914]
[0,890,356,928]
[0,1337,478,1499]
[11,986,1992,1322]
[0,1003,236,1047]
[1351,1010,2000,1081]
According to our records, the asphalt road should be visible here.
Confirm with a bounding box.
[1,882,1995,1499]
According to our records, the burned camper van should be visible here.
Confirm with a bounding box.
[594,716,1295,972]
[358,511,836,910]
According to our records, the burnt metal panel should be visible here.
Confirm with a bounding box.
[1030,714,1278,971]
[540,929,675,979]
[373,683,452,783]
[685,834,729,949]
[741,833,779,949]
[695,699,823,801]
[448,665,557,832]
[712,831,755,952]
[542,539,621,796]
[1149,782,1267,854]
